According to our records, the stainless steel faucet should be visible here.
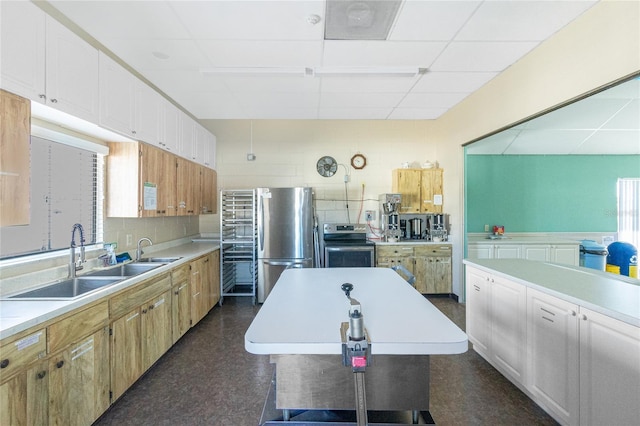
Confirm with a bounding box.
[69,223,86,278]
[136,237,153,261]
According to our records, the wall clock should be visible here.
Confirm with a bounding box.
[317,156,338,177]
[351,153,367,170]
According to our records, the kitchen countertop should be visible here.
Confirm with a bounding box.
[374,240,451,245]
[463,258,640,327]
[467,235,581,244]
[244,267,467,355]
[0,242,219,340]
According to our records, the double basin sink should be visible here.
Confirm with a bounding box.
[6,257,182,300]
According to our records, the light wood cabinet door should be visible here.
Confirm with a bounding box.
[141,290,172,371]
[200,166,217,214]
[415,255,452,294]
[392,169,421,213]
[0,90,31,226]
[190,256,208,324]
[210,250,221,308]
[172,280,191,344]
[0,359,49,426]
[49,327,110,426]
[110,308,142,402]
[420,169,443,213]
[176,157,198,216]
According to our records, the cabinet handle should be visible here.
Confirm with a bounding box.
[568,310,577,316]
[36,371,47,380]
[581,314,588,321]
[132,130,137,135]
[142,308,148,314]
[50,98,58,103]
[0,358,9,368]
[149,304,155,310]
[473,285,480,291]
[56,360,64,369]
[174,290,179,295]
[38,94,46,99]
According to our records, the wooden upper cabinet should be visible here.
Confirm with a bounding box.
[176,157,198,216]
[200,167,217,214]
[392,168,443,213]
[0,90,31,227]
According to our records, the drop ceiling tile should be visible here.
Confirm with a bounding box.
[399,92,469,109]
[170,1,325,40]
[456,1,597,41]
[141,70,228,97]
[101,38,210,71]
[389,1,481,41]
[430,41,540,72]
[574,130,640,154]
[465,129,520,155]
[504,129,592,154]
[197,40,322,67]
[322,40,446,67]
[412,71,498,93]
[320,92,405,108]
[176,91,246,119]
[602,100,640,130]
[320,75,418,93]
[234,92,320,109]
[525,98,631,130]
[245,107,319,119]
[50,1,190,39]
[387,108,447,120]
[319,108,393,120]
[223,75,320,93]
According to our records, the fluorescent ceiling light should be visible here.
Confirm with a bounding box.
[314,67,427,78]
[200,67,311,76]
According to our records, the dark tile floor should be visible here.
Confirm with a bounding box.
[94,296,557,426]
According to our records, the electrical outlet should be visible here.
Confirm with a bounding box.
[126,234,133,246]
[484,224,489,232]
[365,210,375,221]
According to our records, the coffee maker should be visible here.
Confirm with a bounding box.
[426,213,450,241]
[379,193,402,241]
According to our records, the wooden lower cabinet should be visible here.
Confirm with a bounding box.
[210,250,221,308]
[48,327,110,426]
[0,359,49,426]
[377,244,452,294]
[141,290,172,371]
[171,265,191,344]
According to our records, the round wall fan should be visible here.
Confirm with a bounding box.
[316,156,338,177]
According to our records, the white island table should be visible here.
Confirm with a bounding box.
[245,268,467,425]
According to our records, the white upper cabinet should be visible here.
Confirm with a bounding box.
[134,79,161,144]
[1,2,99,122]
[0,1,46,101]
[99,52,135,136]
[158,98,180,153]
[45,16,100,122]
[179,111,195,161]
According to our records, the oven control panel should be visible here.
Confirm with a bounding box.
[324,223,367,234]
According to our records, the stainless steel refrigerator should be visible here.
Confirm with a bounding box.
[257,187,314,303]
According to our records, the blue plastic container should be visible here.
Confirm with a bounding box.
[606,242,638,278]
[580,240,608,271]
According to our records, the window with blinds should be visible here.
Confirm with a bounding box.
[617,178,640,250]
[0,136,103,258]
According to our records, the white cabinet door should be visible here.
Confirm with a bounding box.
[134,79,161,144]
[0,1,46,101]
[205,132,216,169]
[465,267,491,357]
[495,244,521,259]
[551,244,579,266]
[491,275,526,384]
[179,111,195,161]
[45,16,99,122]
[467,244,494,259]
[159,99,179,153]
[579,307,640,426]
[523,244,550,262]
[99,52,135,136]
[527,288,579,426]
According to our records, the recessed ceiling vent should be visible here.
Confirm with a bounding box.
[324,0,402,40]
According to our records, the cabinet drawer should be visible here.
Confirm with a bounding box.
[171,264,189,285]
[0,328,47,383]
[415,245,451,257]
[110,273,171,319]
[377,246,414,257]
[48,301,109,353]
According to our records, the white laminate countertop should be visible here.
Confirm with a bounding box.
[463,259,640,327]
[467,235,581,245]
[374,240,451,246]
[0,242,219,340]
[244,267,468,356]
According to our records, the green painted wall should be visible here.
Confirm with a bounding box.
[465,155,640,233]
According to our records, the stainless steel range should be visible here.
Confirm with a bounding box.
[323,223,375,268]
